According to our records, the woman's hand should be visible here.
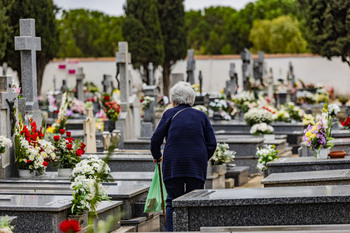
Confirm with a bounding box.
[153,156,163,163]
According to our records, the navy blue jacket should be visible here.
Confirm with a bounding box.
[150,104,217,182]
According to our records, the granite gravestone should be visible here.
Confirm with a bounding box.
[14,19,42,125]
[148,62,154,86]
[186,49,196,85]
[241,48,251,91]
[102,74,113,94]
[0,76,18,179]
[267,68,274,103]
[226,63,238,98]
[75,67,85,101]
[141,85,158,138]
[289,61,296,103]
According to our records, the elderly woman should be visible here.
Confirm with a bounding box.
[150,81,217,231]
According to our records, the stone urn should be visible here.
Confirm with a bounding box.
[316,148,330,159]
[18,169,35,178]
[212,164,227,175]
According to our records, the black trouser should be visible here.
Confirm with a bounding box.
[164,177,205,232]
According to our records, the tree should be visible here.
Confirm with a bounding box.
[0,0,13,61]
[122,0,164,84]
[57,9,124,58]
[0,0,59,95]
[158,0,187,96]
[300,0,350,66]
[249,16,308,53]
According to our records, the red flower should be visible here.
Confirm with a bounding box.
[66,131,71,137]
[59,129,65,135]
[55,110,59,114]
[140,99,144,103]
[59,219,81,233]
[66,144,73,150]
[91,97,95,102]
[43,161,48,167]
[80,143,86,149]
[66,137,75,143]
[76,148,84,157]
[39,132,44,138]
[27,160,32,163]
[53,135,60,142]
[104,95,110,101]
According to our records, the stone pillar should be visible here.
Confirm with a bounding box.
[76,67,85,101]
[241,48,251,91]
[186,49,196,85]
[148,62,154,85]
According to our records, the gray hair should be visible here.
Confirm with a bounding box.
[170,81,195,106]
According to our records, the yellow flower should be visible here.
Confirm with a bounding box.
[312,126,317,131]
[46,127,53,133]
[305,131,312,137]
[310,134,316,138]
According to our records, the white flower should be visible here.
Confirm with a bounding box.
[328,104,340,115]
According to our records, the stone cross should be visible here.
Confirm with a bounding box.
[0,76,18,179]
[2,63,8,75]
[226,63,238,97]
[116,42,131,112]
[75,67,85,101]
[241,48,251,91]
[148,62,154,85]
[83,108,96,153]
[289,62,296,103]
[253,51,264,86]
[102,74,113,94]
[198,70,203,96]
[14,19,42,125]
[267,68,274,103]
[186,49,196,85]
[53,75,57,91]
[61,80,68,93]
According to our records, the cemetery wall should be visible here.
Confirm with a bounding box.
[39,54,350,97]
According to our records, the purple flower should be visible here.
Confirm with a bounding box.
[66,109,73,117]
[303,136,308,142]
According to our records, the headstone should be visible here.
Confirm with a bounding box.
[198,70,203,95]
[148,62,154,85]
[14,19,42,125]
[84,108,97,153]
[102,74,113,94]
[241,48,251,91]
[61,79,68,93]
[267,68,274,103]
[141,85,158,137]
[225,63,238,98]
[186,49,195,85]
[289,61,296,103]
[170,73,184,89]
[0,76,18,179]
[75,67,85,101]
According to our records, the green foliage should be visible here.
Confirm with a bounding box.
[249,16,308,53]
[0,0,13,61]
[0,0,59,95]
[300,0,350,66]
[57,9,124,58]
[122,0,164,83]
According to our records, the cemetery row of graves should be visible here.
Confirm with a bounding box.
[2,18,350,233]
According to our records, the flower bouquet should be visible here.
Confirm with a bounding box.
[141,96,155,111]
[70,155,112,215]
[69,98,86,115]
[193,105,208,115]
[244,108,273,126]
[232,91,256,113]
[284,102,303,122]
[100,93,121,122]
[302,114,315,126]
[51,130,85,169]
[0,136,12,154]
[15,118,56,175]
[256,145,279,172]
[341,116,350,129]
[157,95,169,109]
[250,123,274,136]
[51,92,69,134]
[212,143,236,165]
[209,99,227,112]
[273,109,290,122]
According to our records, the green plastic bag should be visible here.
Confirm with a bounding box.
[144,164,167,213]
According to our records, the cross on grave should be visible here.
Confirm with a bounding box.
[148,62,154,86]
[0,76,18,179]
[226,63,238,97]
[253,51,264,86]
[198,70,203,96]
[116,42,131,112]
[14,19,42,125]
[186,49,196,85]
[241,48,251,91]
[102,74,113,94]
[75,67,85,101]
[268,68,274,104]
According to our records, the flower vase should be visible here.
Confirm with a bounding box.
[58,168,73,178]
[263,134,275,141]
[104,119,116,132]
[68,213,88,228]
[212,164,227,175]
[316,148,330,159]
[213,112,221,121]
[18,169,35,178]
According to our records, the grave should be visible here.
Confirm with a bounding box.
[102,74,114,94]
[0,194,122,233]
[266,156,350,176]
[186,49,195,85]
[75,67,85,101]
[299,138,350,157]
[262,169,350,187]
[225,63,238,98]
[241,48,251,91]
[173,185,350,231]
[225,166,249,187]
[170,73,184,89]
[14,18,42,125]
[141,85,158,138]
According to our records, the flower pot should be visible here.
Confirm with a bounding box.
[328,150,347,159]
[213,112,221,121]
[68,213,88,228]
[58,168,73,178]
[212,164,227,175]
[104,119,116,132]
[316,148,330,159]
[18,169,35,178]
[263,134,275,141]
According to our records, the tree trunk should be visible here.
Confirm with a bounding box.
[37,57,48,96]
[162,60,171,97]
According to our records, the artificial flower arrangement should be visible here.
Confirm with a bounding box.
[69,98,86,115]
[47,93,58,113]
[15,118,56,175]
[273,109,290,122]
[231,91,256,113]
[100,93,121,122]
[315,88,329,104]
[303,104,339,155]
[250,123,274,136]
[256,144,279,172]
[84,82,100,94]
[209,99,228,112]
[212,143,236,165]
[0,136,12,154]
[51,129,86,169]
[157,95,169,109]
[219,111,232,121]
[140,96,155,111]
[50,92,69,134]
[70,155,112,215]
[341,116,350,129]
[284,102,303,122]
[302,114,315,126]
[0,215,14,233]
[244,108,273,126]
